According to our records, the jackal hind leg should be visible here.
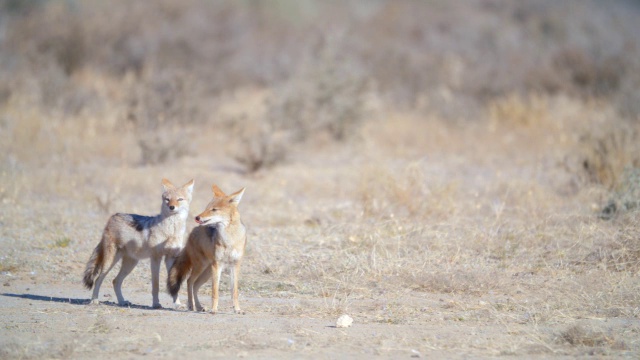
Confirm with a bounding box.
[193,266,212,312]
[91,251,123,305]
[112,254,138,306]
[186,262,206,312]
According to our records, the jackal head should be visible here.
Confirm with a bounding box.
[195,184,245,227]
[161,178,195,216]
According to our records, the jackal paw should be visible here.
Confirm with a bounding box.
[89,299,100,305]
[210,309,218,315]
[118,300,132,307]
[152,303,163,309]
[234,308,245,315]
[174,303,187,310]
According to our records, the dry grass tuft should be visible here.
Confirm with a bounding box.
[50,237,71,249]
[558,325,615,347]
[0,261,20,274]
[409,271,497,296]
[88,316,112,334]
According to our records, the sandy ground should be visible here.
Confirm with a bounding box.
[1,282,557,359]
[1,116,640,359]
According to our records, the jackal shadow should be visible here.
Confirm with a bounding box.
[1,292,177,311]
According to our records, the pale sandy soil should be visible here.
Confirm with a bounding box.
[1,112,639,359]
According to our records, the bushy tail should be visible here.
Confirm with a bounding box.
[82,243,104,289]
[167,251,191,297]
[83,231,118,289]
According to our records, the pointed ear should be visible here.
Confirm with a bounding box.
[162,178,175,192]
[211,184,226,198]
[182,179,195,194]
[229,187,245,205]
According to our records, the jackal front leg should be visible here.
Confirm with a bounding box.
[230,262,244,314]
[211,263,222,314]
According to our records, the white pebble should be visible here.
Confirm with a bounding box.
[336,314,353,328]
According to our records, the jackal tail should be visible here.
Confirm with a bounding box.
[82,234,117,289]
[167,251,191,297]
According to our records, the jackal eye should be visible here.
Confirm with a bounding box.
[178,198,184,201]
[211,208,218,212]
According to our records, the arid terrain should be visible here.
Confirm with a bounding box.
[1,1,640,358]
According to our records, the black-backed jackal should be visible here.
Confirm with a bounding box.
[83,178,194,308]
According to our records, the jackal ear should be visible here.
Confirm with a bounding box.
[161,178,175,192]
[229,187,245,205]
[212,184,226,198]
[182,179,195,194]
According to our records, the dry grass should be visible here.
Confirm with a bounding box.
[232,121,291,173]
[357,163,438,219]
[579,123,640,189]
[0,261,21,274]
[50,237,71,249]
[488,93,550,129]
[1,0,640,358]
[558,324,618,348]
[231,47,370,172]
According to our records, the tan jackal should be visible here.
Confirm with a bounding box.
[83,178,194,308]
[167,184,246,314]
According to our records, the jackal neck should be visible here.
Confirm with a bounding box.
[210,212,243,247]
[156,208,188,232]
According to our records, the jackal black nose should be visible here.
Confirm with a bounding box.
[195,216,201,222]
[169,205,175,210]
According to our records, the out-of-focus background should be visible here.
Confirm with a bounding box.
[1,0,639,172]
[1,0,640,358]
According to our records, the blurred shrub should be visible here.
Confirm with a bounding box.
[552,48,625,98]
[233,44,369,172]
[267,46,369,141]
[488,93,549,128]
[615,75,640,121]
[137,132,191,166]
[4,1,86,76]
[3,0,638,115]
[599,167,640,219]
[0,0,47,15]
[579,122,640,189]
[126,69,199,165]
[2,0,640,168]
[232,119,289,173]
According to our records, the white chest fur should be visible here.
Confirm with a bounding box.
[215,246,243,264]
